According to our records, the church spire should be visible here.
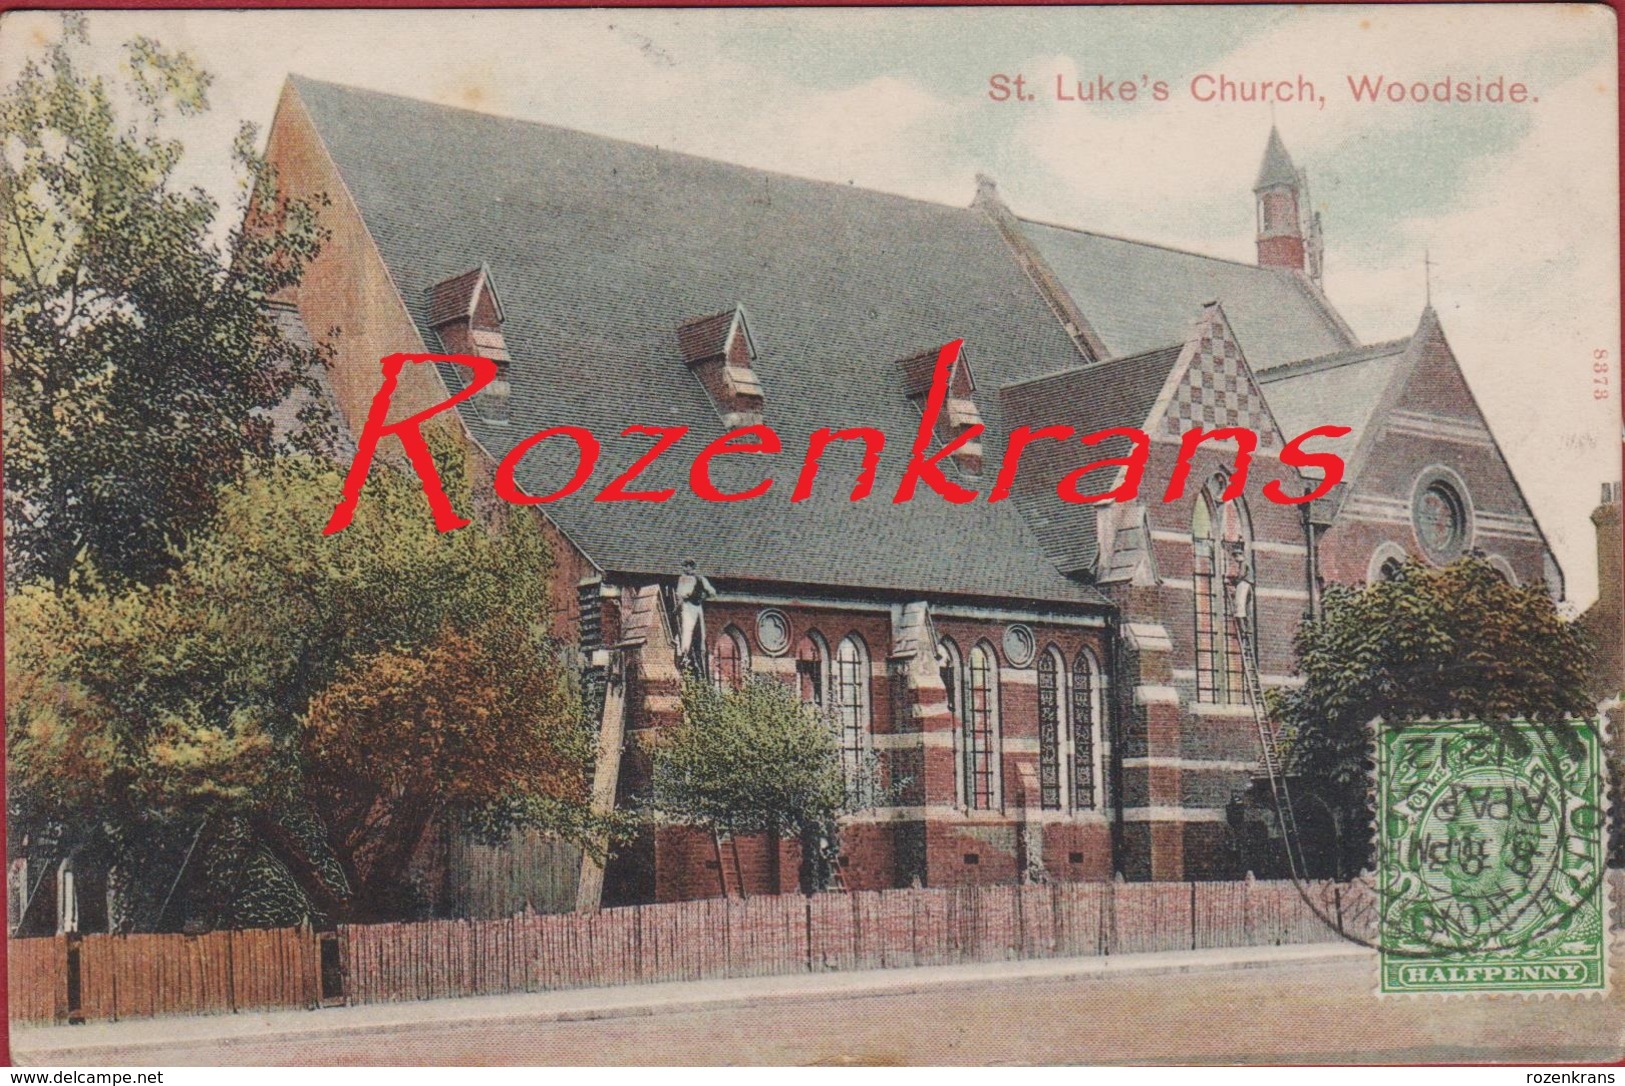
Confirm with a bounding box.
[1254,126,1300,192]
[1253,126,1323,285]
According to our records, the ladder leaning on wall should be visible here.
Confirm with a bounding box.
[1231,597,1310,885]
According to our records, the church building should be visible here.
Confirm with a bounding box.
[260,77,1563,902]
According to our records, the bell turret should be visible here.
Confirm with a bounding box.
[1254,127,1323,285]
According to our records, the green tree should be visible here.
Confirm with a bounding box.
[1271,557,1594,877]
[305,626,595,920]
[1,17,331,588]
[5,443,603,928]
[649,675,877,894]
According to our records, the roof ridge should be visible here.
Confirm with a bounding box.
[1257,336,1413,381]
[677,308,736,329]
[1014,215,1270,273]
[1000,342,1183,393]
[289,74,984,221]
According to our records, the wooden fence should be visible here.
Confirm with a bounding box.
[436,829,579,919]
[10,872,1617,1026]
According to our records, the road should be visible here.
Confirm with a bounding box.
[14,946,1622,1065]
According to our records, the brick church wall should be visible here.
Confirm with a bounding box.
[610,593,1115,901]
[1317,324,1556,591]
[1105,437,1314,881]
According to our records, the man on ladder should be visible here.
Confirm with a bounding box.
[1223,543,1309,883]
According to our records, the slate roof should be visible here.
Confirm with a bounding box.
[289,77,1108,607]
[999,345,1185,576]
[1255,337,1411,462]
[1013,220,1356,371]
[1254,126,1300,191]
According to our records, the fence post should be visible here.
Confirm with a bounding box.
[1243,871,1257,946]
[1013,882,1024,960]
[224,929,236,1014]
[65,933,83,1024]
[909,888,920,967]
[1102,876,1117,956]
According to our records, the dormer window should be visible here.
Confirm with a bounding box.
[428,265,511,426]
[677,305,764,427]
[897,345,984,475]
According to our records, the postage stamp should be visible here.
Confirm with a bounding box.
[1377,720,1608,996]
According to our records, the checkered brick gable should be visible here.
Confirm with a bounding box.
[1162,318,1276,449]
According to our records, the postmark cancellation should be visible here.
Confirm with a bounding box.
[1376,718,1609,997]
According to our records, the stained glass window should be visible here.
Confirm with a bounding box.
[1194,479,1252,704]
[965,642,999,811]
[1219,497,1251,703]
[712,626,748,690]
[1193,495,1220,702]
[1414,479,1467,563]
[796,632,829,707]
[1071,651,1099,810]
[835,635,870,793]
[1037,649,1063,810]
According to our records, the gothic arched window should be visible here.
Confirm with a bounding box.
[712,626,749,690]
[1071,650,1103,810]
[834,634,871,788]
[1193,476,1253,704]
[796,631,830,708]
[938,637,966,806]
[938,637,962,720]
[965,641,1000,811]
[1367,542,1409,585]
[1218,490,1254,702]
[1037,648,1065,810]
[1192,493,1220,702]
[1261,190,1296,235]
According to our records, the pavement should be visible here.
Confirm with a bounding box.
[14,941,1374,1064]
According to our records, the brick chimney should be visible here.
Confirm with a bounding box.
[1582,481,1623,698]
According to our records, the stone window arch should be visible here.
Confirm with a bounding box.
[1368,541,1410,584]
[796,631,830,708]
[712,625,749,690]
[1410,466,1475,565]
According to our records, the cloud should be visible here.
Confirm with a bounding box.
[996,7,1616,604]
[1004,5,1609,251]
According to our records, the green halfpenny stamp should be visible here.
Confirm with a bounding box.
[1377,719,1607,996]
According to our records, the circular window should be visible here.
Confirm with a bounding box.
[1413,478,1468,564]
[1001,624,1036,668]
[755,609,791,656]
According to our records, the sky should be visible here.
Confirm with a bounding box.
[0,5,1617,607]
